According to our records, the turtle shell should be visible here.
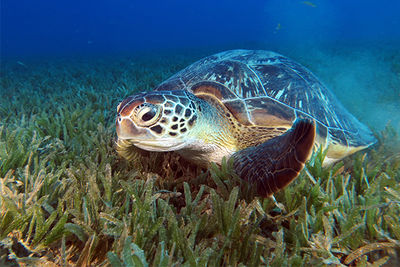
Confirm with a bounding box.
[154,49,375,156]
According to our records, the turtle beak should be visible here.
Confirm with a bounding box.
[116,114,148,140]
[116,96,151,141]
[116,113,187,152]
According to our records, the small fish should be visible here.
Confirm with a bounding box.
[301,1,317,8]
[273,23,282,34]
[17,61,27,67]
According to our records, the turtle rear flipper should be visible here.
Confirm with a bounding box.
[232,119,316,197]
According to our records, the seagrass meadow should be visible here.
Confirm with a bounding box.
[0,47,400,266]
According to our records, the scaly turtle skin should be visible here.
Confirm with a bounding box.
[116,50,376,196]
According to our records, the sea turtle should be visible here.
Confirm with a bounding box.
[115,50,376,196]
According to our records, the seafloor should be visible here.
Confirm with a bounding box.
[0,42,399,266]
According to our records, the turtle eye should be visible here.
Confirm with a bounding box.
[135,104,162,127]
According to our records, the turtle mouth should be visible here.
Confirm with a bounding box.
[116,137,187,162]
[116,116,188,152]
[124,138,187,152]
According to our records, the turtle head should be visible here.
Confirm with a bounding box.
[116,90,202,152]
[116,89,236,164]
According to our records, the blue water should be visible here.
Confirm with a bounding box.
[2,0,399,57]
[1,0,400,132]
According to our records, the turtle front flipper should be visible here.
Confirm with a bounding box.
[232,119,316,197]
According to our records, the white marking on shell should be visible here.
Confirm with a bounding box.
[244,63,268,96]
[228,77,234,87]
[319,88,327,102]
[244,101,255,125]
[208,73,216,81]
[275,89,285,99]
[298,100,303,108]
[287,82,292,90]
[325,114,331,126]
[179,78,187,89]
